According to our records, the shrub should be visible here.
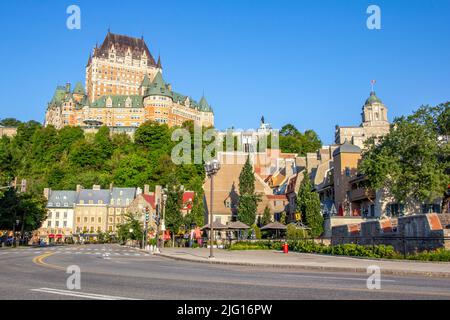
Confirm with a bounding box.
[286,224,308,240]
[406,248,450,262]
[229,240,396,259]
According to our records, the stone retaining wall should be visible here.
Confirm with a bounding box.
[331,213,448,253]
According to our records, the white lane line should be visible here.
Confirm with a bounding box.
[30,288,140,300]
[293,274,396,283]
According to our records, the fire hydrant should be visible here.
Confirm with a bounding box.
[282,242,289,254]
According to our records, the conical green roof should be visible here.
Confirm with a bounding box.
[73,82,85,95]
[145,72,173,98]
[199,95,212,112]
[140,74,151,88]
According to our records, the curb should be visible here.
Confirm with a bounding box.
[155,252,450,279]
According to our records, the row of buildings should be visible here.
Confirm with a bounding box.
[38,184,194,243]
[203,89,446,236]
[44,31,214,135]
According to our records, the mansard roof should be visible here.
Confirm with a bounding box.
[94,32,157,67]
[73,82,85,95]
[91,95,143,108]
[332,141,361,157]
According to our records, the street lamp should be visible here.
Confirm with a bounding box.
[204,159,221,259]
[161,192,167,248]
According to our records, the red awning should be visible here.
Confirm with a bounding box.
[56,234,63,239]
[48,234,55,238]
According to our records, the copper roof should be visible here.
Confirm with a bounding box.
[93,32,157,67]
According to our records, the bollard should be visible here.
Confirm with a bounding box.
[282,243,289,254]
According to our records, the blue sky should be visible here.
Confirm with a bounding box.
[0,0,449,144]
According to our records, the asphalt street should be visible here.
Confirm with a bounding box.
[1,244,450,300]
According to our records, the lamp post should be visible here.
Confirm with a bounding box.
[161,192,167,248]
[204,159,221,259]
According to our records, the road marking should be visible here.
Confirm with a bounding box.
[32,252,65,270]
[30,288,140,300]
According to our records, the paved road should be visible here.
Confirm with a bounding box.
[1,244,450,300]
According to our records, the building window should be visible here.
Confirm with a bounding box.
[345,167,351,177]
[63,221,67,227]
[56,212,60,219]
[77,217,81,223]
[55,221,59,227]
[48,212,52,219]
[84,217,88,223]
[47,221,51,227]
[64,212,68,218]
[98,217,102,223]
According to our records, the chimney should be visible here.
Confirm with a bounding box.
[43,188,51,200]
[136,187,142,196]
[144,184,150,195]
[76,184,83,193]
[93,185,101,191]
[109,182,114,192]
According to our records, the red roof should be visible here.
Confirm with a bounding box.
[266,194,287,200]
[142,194,156,209]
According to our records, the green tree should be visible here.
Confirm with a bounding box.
[0,188,47,234]
[164,173,183,239]
[279,124,322,155]
[0,118,22,127]
[135,121,172,152]
[261,206,272,226]
[116,213,143,245]
[296,171,323,237]
[237,157,261,226]
[360,103,449,210]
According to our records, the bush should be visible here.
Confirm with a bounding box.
[229,241,282,251]
[229,240,396,259]
[406,248,450,262]
[286,224,308,240]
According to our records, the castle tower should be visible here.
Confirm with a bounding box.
[85,31,159,102]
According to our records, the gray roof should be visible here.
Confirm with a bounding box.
[333,141,361,157]
[77,189,110,205]
[110,187,136,207]
[47,191,78,208]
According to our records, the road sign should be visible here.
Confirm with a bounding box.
[295,212,301,221]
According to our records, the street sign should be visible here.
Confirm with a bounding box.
[295,212,301,221]
[161,221,165,231]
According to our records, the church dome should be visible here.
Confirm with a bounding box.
[365,91,382,105]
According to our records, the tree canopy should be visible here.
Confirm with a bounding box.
[360,103,449,209]
[296,171,324,237]
[237,157,261,226]
[279,124,322,155]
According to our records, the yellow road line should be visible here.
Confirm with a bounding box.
[32,252,65,271]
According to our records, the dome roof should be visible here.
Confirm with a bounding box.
[365,91,382,105]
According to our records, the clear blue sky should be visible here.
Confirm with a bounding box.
[0,0,449,144]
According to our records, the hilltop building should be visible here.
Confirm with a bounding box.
[45,32,214,134]
[335,90,390,148]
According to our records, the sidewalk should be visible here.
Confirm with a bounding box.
[155,248,450,278]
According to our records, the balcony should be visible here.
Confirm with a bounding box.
[349,188,375,202]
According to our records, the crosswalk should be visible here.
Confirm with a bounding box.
[0,246,151,257]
